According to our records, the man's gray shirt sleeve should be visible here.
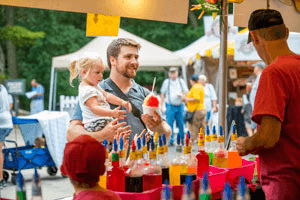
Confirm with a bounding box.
[70,102,83,121]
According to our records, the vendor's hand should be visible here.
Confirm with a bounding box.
[113,106,127,119]
[141,111,162,132]
[98,119,128,143]
[237,136,248,156]
[122,101,132,113]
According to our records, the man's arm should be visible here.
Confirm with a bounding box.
[237,115,281,155]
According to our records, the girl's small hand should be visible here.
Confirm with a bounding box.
[122,101,132,112]
[113,106,127,119]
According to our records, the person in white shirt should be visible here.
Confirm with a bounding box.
[199,75,218,124]
[160,67,188,146]
[0,84,13,188]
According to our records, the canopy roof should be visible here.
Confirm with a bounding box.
[52,29,184,71]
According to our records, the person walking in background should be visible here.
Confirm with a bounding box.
[249,61,265,133]
[0,84,13,188]
[30,79,45,115]
[237,9,300,199]
[198,75,218,125]
[160,67,188,146]
[183,75,206,144]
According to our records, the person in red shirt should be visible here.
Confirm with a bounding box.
[61,135,121,200]
[236,9,300,200]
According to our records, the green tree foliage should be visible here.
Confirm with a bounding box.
[0,25,45,47]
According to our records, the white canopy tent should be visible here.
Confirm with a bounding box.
[235,30,300,61]
[48,28,185,110]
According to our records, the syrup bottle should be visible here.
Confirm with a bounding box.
[213,126,228,168]
[142,133,150,166]
[31,168,42,200]
[196,128,209,178]
[222,182,232,200]
[157,135,169,184]
[143,137,162,191]
[169,134,187,185]
[181,133,197,184]
[119,136,126,169]
[106,138,125,192]
[228,124,242,168]
[199,172,212,200]
[99,139,109,189]
[181,175,196,200]
[236,176,250,200]
[205,126,214,165]
[16,171,26,200]
[161,180,173,200]
[125,140,137,169]
[125,138,144,193]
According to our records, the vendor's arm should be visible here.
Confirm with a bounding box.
[100,88,132,112]
[237,115,281,156]
[85,96,127,119]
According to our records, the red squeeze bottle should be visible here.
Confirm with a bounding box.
[196,128,209,178]
[106,138,125,192]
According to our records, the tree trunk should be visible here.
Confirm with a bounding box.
[6,6,18,79]
[0,43,5,75]
[188,7,198,29]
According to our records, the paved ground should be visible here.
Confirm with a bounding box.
[1,125,254,200]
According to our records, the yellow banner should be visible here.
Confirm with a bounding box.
[86,13,120,36]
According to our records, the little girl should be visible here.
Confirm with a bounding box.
[69,56,132,132]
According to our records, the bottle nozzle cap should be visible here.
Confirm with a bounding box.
[159,135,163,147]
[113,138,118,152]
[137,137,141,150]
[213,125,216,134]
[206,125,210,136]
[163,134,167,146]
[219,126,223,136]
[119,136,124,150]
[142,133,146,146]
[131,140,136,151]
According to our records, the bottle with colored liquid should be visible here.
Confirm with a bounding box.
[142,133,150,166]
[157,135,169,184]
[205,126,214,165]
[210,125,218,153]
[125,138,144,193]
[99,139,109,188]
[236,176,250,200]
[169,134,187,185]
[161,180,173,200]
[119,136,126,169]
[228,124,242,168]
[154,132,159,150]
[143,137,162,191]
[213,126,228,168]
[16,171,26,200]
[31,168,42,200]
[196,128,209,178]
[181,133,197,184]
[222,182,232,200]
[181,175,196,200]
[199,172,212,200]
[125,140,137,169]
[106,138,125,192]
[162,133,169,163]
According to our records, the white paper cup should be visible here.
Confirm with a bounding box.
[142,105,159,116]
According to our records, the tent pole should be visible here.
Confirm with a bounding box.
[181,64,187,84]
[48,66,55,111]
[53,71,58,111]
[218,0,228,141]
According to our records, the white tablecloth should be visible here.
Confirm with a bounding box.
[18,111,70,169]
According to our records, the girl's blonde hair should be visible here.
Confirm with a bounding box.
[69,57,105,87]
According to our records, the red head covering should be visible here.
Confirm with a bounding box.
[60,135,106,185]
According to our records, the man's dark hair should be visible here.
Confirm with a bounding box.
[106,38,141,69]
